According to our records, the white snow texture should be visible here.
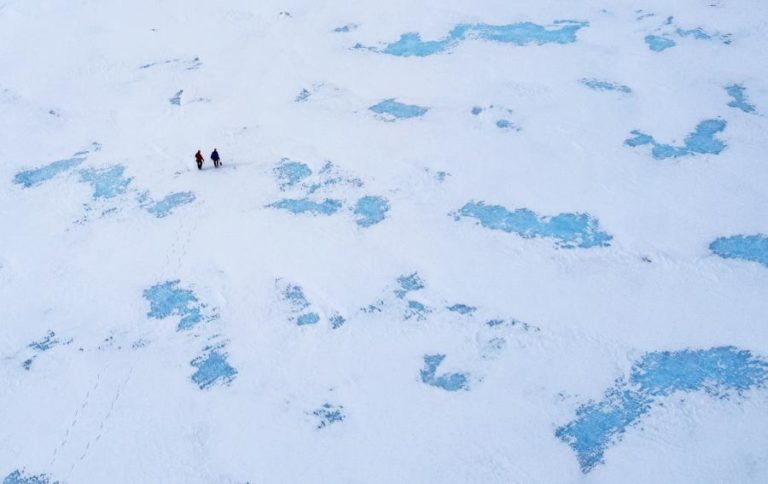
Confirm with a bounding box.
[1,1,768,483]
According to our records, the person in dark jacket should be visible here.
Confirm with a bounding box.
[195,150,204,170]
[211,148,221,168]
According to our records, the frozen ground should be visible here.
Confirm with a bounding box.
[1,0,768,483]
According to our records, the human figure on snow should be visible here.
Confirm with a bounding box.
[211,148,221,168]
[195,150,204,170]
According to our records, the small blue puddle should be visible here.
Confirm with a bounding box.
[367,21,588,57]
[495,119,518,130]
[280,281,336,327]
[2,470,55,484]
[644,35,676,51]
[143,280,215,331]
[420,354,469,391]
[312,403,346,429]
[28,330,65,352]
[330,313,346,329]
[556,346,768,473]
[353,196,390,227]
[268,198,342,215]
[710,234,768,268]
[13,143,101,188]
[725,84,756,113]
[191,346,237,390]
[144,192,196,218]
[395,273,425,299]
[272,159,363,197]
[282,283,311,312]
[456,201,612,249]
[275,159,312,190]
[471,106,483,115]
[405,299,431,320]
[580,78,632,94]
[297,312,320,326]
[676,27,731,44]
[23,331,72,370]
[646,26,730,52]
[369,99,429,120]
[78,165,133,199]
[169,90,183,106]
[447,304,477,315]
[625,119,727,159]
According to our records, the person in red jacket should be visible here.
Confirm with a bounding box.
[195,150,204,170]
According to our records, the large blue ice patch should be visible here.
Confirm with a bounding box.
[420,354,469,391]
[456,201,612,249]
[556,347,768,473]
[368,21,588,57]
[625,119,726,159]
[710,234,768,267]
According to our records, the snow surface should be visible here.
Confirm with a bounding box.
[1,0,768,483]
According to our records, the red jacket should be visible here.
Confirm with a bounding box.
[195,151,204,162]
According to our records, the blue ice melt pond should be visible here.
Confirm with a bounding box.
[395,272,425,299]
[144,192,196,218]
[676,27,731,44]
[191,348,237,390]
[447,304,477,315]
[644,35,676,51]
[23,330,72,370]
[13,156,86,188]
[420,354,469,391]
[297,312,320,326]
[353,196,390,227]
[282,283,311,311]
[330,313,346,329]
[580,78,632,94]
[28,330,65,352]
[710,234,768,268]
[312,403,346,429]
[268,198,342,215]
[725,84,756,113]
[143,280,214,330]
[495,119,517,130]
[404,299,431,320]
[556,346,768,473]
[274,159,312,190]
[375,20,588,57]
[625,119,726,159]
[2,470,56,484]
[78,165,132,199]
[456,201,612,249]
[369,99,428,120]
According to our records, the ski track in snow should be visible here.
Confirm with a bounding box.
[2,0,768,482]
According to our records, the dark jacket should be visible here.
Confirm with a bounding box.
[211,150,220,161]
